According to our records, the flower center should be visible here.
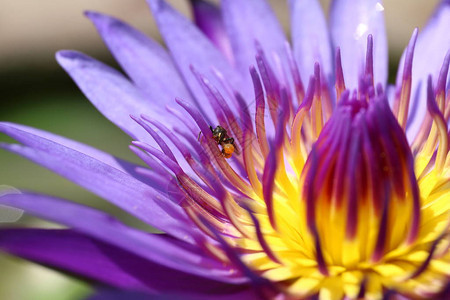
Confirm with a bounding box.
[302,92,420,271]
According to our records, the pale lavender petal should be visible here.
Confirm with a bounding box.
[0,123,195,242]
[85,12,193,110]
[190,0,233,62]
[289,0,333,85]
[0,192,247,284]
[146,0,247,117]
[329,0,388,89]
[405,0,450,139]
[0,122,140,175]
[56,50,172,145]
[221,0,287,77]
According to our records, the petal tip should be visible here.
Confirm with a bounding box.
[55,50,93,70]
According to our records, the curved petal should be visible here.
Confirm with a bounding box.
[0,192,246,284]
[0,228,247,293]
[405,0,450,139]
[56,50,172,145]
[0,122,140,175]
[289,0,333,85]
[146,0,246,118]
[329,0,388,89]
[190,0,233,62]
[85,12,193,110]
[89,288,257,300]
[221,0,287,77]
[0,123,194,242]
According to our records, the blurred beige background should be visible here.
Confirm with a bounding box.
[0,0,440,70]
[0,0,441,299]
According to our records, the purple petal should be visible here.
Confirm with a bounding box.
[329,0,388,89]
[221,0,286,77]
[0,192,246,284]
[405,0,450,139]
[89,288,257,300]
[0,123,194,242]
[85,12,193,111]
[0,122,140,175]
[56,50,171,145]
[146,0,247,117]
[190,0,233,62]
[0,228,247,294]
[289,0,333,85]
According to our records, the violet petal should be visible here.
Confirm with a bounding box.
[405,0,450,139]
[146,0,247,117]
[289,0,333,86]
[221,0,287,80]
[0,123,194,242]
[0,192,246,284]
[0,122,142,176]
[330,0,388,89]
[85,12,193,113]
[0,228,247,293]
[56,50,171,146]
[190,0,233,62]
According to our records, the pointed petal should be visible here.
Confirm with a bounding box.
[221,0,286,76]
[0,228,246,293]
[85,12,193,110]
[0,192,246,284]
[0,122,139,175]
[406,0,450,138]
[56,50,172,145]
[190,0,233,62]
[329,0,388,89]
[289,0,333,84]
[0,123,194,241]
[89,287,256,300]
[147,0,246,117]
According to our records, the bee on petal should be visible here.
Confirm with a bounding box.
[199,125,239,159]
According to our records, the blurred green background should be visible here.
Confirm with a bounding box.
[0,0,439,299]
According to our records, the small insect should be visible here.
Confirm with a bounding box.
[199,125,239,158]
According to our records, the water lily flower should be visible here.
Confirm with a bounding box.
[0,0,449,299]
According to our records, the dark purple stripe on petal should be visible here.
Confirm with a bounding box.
[365,34,374,86]
[243,206,282,264]
[371,182,390,262]
[335,48,346,100]
[345,121,363,239]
